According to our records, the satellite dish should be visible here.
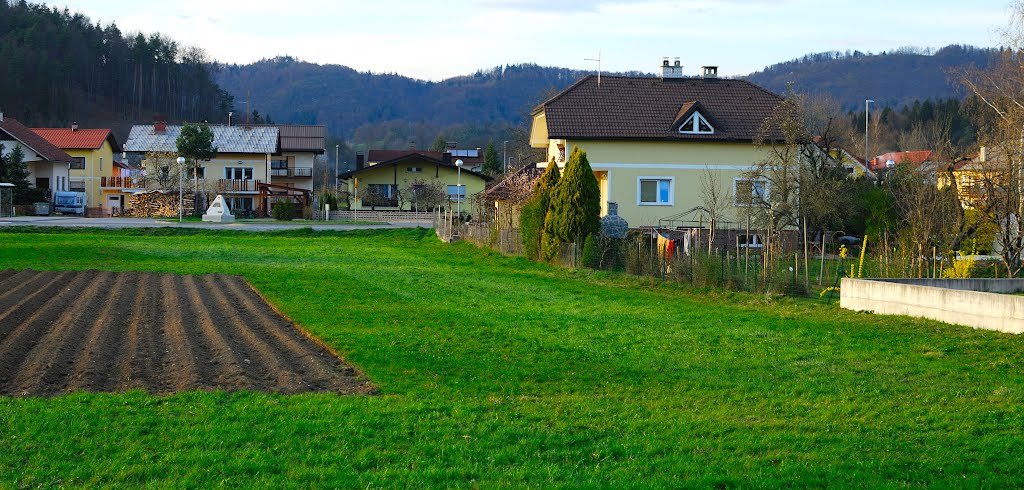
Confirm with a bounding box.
[886,159,896,168]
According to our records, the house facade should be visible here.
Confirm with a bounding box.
[124,122,324,215]
[340,151,491,212]
[0,113,72,202]
[32,125,132,213]
[529,64,785,228]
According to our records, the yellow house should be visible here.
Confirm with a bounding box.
[938,148,1003,209]
[339,151,492,213]
[529,64,786,229]
[32,125,123,212]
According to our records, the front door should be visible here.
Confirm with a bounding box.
[107,195,121,215]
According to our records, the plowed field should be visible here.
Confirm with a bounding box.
[0,269,373,396]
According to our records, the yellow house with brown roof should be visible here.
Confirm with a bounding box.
[32,124,126,213]
[529,63,785,229]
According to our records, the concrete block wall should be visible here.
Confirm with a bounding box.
[841,278,1024,334]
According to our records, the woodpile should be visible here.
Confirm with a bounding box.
[125,191,196,218]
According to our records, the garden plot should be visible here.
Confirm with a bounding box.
[0,269,373,396]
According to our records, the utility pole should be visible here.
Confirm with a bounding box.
[865,99,874,169]
[335,144,340,192]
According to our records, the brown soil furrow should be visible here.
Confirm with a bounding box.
[179,274,256,391]
[216,275,357,390]
[0,268,46,299]
[200,275,306,391]
[61,272,135,393]
[160,273,203,391]
[118,272,164,392]
[0,271,68,330]
[0,272,91,393]
[3,271,116,395]
[0,268,18,283]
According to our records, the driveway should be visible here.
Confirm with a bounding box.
[0,215,429,232]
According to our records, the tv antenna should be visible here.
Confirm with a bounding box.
[585,49,602,86]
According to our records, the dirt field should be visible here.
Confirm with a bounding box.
[0,269,374,396]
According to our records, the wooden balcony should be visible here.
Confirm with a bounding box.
[270,167,313,178]
[217,179,262,192]
[100,176,137,188]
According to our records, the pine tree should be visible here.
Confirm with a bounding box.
[483,142,502,174]
[1,145,41,204]
[519,158,560,260]
[543,146,600,260]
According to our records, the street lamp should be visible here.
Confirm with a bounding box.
[865,99,874,170]
[455,158,464,217]
[502,140,508,173]
[176,156,185,223]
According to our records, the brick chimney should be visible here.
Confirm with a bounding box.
[154,120,167,134]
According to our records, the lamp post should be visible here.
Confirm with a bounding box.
[865,99,874,169]
[502,140,508,173]
[455,159,464,217]
[176,156,185,223]
[335,144,340,192]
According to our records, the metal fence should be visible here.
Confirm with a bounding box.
[314,210,435,222]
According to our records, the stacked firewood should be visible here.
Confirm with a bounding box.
[125,191,196,217]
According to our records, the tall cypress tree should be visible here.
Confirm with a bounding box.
[543,146,600,260]
[519,157,560,260]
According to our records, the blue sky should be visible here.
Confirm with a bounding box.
[49,0,1008,80]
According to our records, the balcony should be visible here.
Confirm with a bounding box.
[217,179,262,192]
[270,167,313,178]
[101,176,137,188]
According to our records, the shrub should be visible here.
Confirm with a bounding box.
[581,233,599,268]
[520,158,561,260]
[272,200,296,221]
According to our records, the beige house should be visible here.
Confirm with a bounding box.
[0,113,72,202]
[125,122,324,215]
[340,150,492,212]
[529,63,785,229]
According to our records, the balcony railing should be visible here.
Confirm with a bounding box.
[217,179,262,192]
[270,167,313,178]
[100,176,137,188]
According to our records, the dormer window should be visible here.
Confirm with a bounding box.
[679,112,714,135]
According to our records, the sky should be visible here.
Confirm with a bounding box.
[46,0,1010,81]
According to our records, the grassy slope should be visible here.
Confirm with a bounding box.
[0,227,1022,487]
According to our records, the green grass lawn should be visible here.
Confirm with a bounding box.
[1,227,1022,487]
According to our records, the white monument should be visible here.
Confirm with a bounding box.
[202,194,235,223]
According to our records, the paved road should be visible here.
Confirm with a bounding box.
[0,215,430,232]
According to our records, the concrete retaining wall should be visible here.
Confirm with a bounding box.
[841,278,1024,334]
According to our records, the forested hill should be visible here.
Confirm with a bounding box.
[744,45,1000,110]
[217,57,598,141]
[0,0,232,136]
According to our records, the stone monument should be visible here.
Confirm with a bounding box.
[202,194,235,223]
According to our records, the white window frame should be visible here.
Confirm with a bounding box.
[733,177,768,207]
[679,111,715,135]
[636,176,674,206]
[406,166,423,173]
[224,166,254,180]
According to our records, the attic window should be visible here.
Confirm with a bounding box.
[679,112,714,135]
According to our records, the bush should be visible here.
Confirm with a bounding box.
[520,158,561,261]
[272,200,296,221]
[581,233,599,268]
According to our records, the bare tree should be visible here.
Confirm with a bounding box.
[403,179,447,212]
[699,167,731,253]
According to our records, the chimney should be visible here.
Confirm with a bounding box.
[443,151,452,166]
[356,153,365,170]
[702,66,719,79]
[71,122,79,131]
[980,146,987,162]
[154,118,167,134]
[660,57,684,79]
[446,141,456,151]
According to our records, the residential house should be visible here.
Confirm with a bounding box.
[0,112,72,202]
[867,150,936,181]
[340,150,492,212]
[529,62,785,228]
[938,147,1003,209]
[124,122,324,215]
[32,124,132,213]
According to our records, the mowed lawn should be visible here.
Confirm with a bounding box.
[1,227,1023,487]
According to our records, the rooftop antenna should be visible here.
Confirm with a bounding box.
[585,49,602,86]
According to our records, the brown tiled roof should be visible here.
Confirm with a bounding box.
[340,152,493,181]
[368,149,485,166]
[278,125,325,153]
[537,75,785,142]
[31,127,121,152]
[0,118,73,162]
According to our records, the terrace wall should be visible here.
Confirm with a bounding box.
[840,278,1024,334]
